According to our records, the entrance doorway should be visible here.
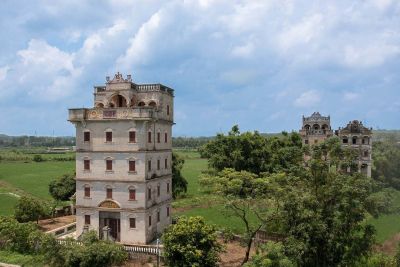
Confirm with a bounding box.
[99,211,121,242]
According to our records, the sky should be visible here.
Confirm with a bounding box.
[0,0,399,137]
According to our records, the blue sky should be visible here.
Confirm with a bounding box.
[0,0,399,137]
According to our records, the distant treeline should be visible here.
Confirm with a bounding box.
[1,129,399,149]
[0,134,75,148]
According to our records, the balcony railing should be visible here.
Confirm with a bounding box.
[69,108,156,121]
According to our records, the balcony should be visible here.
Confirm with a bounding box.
[69,107,155,121]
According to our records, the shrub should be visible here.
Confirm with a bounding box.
[162,216,223,267]
[0,216,42,254]
[33,154,44,162]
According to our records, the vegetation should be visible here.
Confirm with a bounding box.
[42,231,128,267]
[162,216,222,267]
[244,242,295,267]
[372,140,400,189]
[49,173,76,201]
[172,152,188,198]
[14,196,47,223]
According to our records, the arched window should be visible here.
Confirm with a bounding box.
[352,136,357,145]
[95,103,104,108]
[342,136,348,144]
[109,94,127,107]
[138,101,145,107]
[148,101,157,107]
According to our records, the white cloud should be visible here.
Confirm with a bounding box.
[294,90,321,107]
[0,66,10,81]
[231,42,254,58]
[116,11,162,69]
[344,43,400,68]
[278,14,324,51]
[343,92,359,101]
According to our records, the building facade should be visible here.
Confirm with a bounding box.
[299,112,334,145]
[300,112,372,177]
[337,120,372,177]
[68,72,173,244]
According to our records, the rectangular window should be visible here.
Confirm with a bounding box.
[157,185,160,197]
[129,218,136,228]
[167,183,170,193]
[107,188,112,199]
[106,160,113,171]
[167,207,170,217]
[129,160,136,172]
[157,159,160,170]
[84,187,90,197]
[129,189,136,200]
[157,132,160,143]
[84,215,90,225]
[84,132,90,142]
[304,140,309,145]
[165,158,168,169]
[157,211,160,222]
[148,160,151,171]
[148,188,151,200]
[164,132,167,143]
[106,131,112,142]
[84,160,90,170]
[148,131,152,143]
[167,105,170,115]
[129,131,136,143]
[149,215,152,226]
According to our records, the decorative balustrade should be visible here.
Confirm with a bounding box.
[46,222,76,237]
[69,108,156,121]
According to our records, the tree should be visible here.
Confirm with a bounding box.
[49,173,76,201]
[172,152,188,198]
[274,139,380,267]
[14,196,47,223]
[200,126,303,175]
[162,216,223,267]
[200,169,277,265]
[372,140,400,189]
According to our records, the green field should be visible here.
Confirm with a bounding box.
[0,149,399,245]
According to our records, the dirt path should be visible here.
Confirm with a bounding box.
[38,215,76,232]
[375,233,400,255]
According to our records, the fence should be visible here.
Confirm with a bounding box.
[46,222,76,238]
[54,238,163,259]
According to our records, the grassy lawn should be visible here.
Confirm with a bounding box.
[0,194,19,216]
[368,190,400,243]
[0,161,74,200]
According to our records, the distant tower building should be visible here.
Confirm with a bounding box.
[337,120,372,177]
[68,72,174,244]
[299,112,334,145]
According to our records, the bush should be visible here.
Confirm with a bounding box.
[44,231,128,267]
[244,242,295,267]
[0,216,42,254]
[33,154,44,162]
[162,216,223,267]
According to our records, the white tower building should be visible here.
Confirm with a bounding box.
[68,72,173,244]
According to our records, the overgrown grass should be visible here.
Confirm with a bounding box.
[0,194,19,216]
[0,250,45,266]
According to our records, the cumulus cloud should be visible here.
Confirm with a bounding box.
[0,0,399,135]
[294,90,321,107]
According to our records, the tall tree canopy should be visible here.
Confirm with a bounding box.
[199,126,303,174]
